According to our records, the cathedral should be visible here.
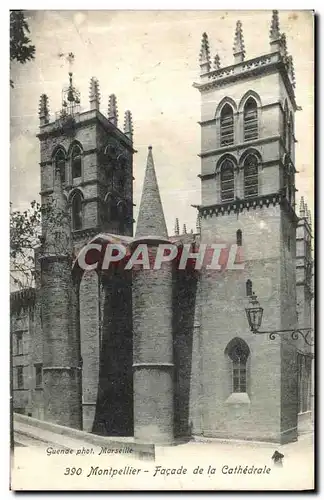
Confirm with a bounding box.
[11,11,313,445]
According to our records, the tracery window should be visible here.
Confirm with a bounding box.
[220,104,234,146]
[244,154,259,198]
[54,149,66,183]
[220,159,235,202]
[243,98,258,141]
[71,145,82,179]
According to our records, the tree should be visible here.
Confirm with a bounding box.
[10,200,71,290]
[10,10,35,87]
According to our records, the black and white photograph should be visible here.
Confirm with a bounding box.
[9,9,315,491]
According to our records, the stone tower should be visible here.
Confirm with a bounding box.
[132,146,175,444]
[37,73,135,429]
[37,73,135,250]
[193,11,300,443]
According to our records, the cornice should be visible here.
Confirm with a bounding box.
[197,192,299,225]
[199,135,281,158]
[193,52,297,111]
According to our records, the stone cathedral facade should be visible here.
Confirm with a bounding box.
[11,12,313,445]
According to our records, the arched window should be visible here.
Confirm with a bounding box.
[236,229,242,246]
[71,191,83,230]
[54,149,66,183]
[243,98,258,141]
[244,155,259,198]
[220,104,234,146]
[246,279,253,297]
[71,145,82,179]
[226,338,250,393]
[220,159,235,202]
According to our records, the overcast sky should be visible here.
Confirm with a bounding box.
[10,10,314,235]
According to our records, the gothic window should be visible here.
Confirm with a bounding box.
[15,331,23,355]
[297,353,312,413]
[236,229,242,246]
[244,154,259,198]
[71,145,82,179]
[246,279,253,297]
[226,338,250,393]
[35,363,43,389]
[71,191,83,230]
[243,98,258,141]
[54,149,66,183]
[16,366,24,389]
[220,159,235,202]
[220,104,234,146]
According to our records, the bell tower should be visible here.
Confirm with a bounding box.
[193,11,300,443]
[37,72,135,252]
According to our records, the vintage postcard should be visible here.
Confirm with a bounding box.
[10,9,314,491]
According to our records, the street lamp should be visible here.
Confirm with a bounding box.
[245,292,314,347]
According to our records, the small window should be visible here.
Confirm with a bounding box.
[17,366,24,389]
[35,364,43,388]
[220,159,235,202]
[71,191,83,230]
[243,98,258,141]
[226,338,250,393]
[244,155,259,198]
[287,236,291,252]
[15,331,23,355]
[236,229,242,246]
[71,145,82,179]
[246,279,253,297]
[54,149,66,183]
[220,104,234,146]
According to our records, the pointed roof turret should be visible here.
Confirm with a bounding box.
[89,77,100,111]
[135,146,168,239]
[199,32,211,75]
[299,196,305,217]
[213,53,221,70]
[108,94,118,127]
[269,10,282,52]
[233,20,245,63]
[174,217,180,236]
[39,94,50,126]
[124,110,133,141]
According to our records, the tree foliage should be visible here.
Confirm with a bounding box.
[10,200,71,290]
[10,10,35,87]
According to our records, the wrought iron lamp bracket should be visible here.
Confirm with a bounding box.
[250,327,314,347]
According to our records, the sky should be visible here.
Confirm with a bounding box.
[10,10,314,235]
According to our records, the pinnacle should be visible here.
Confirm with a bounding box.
[233,20,245,61]
[270,10,280,41]
[135,146,168,239]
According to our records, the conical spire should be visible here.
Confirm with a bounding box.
[213,53,221,70]
[89,77,100,111]
[199,32,211,75]
[124,110,133,141]
[299,196,305,217]
[135,146,168,239]
[174,217,180,236]
[233,20,245,63]
[39,94,50,126]
[108,94,118,127]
